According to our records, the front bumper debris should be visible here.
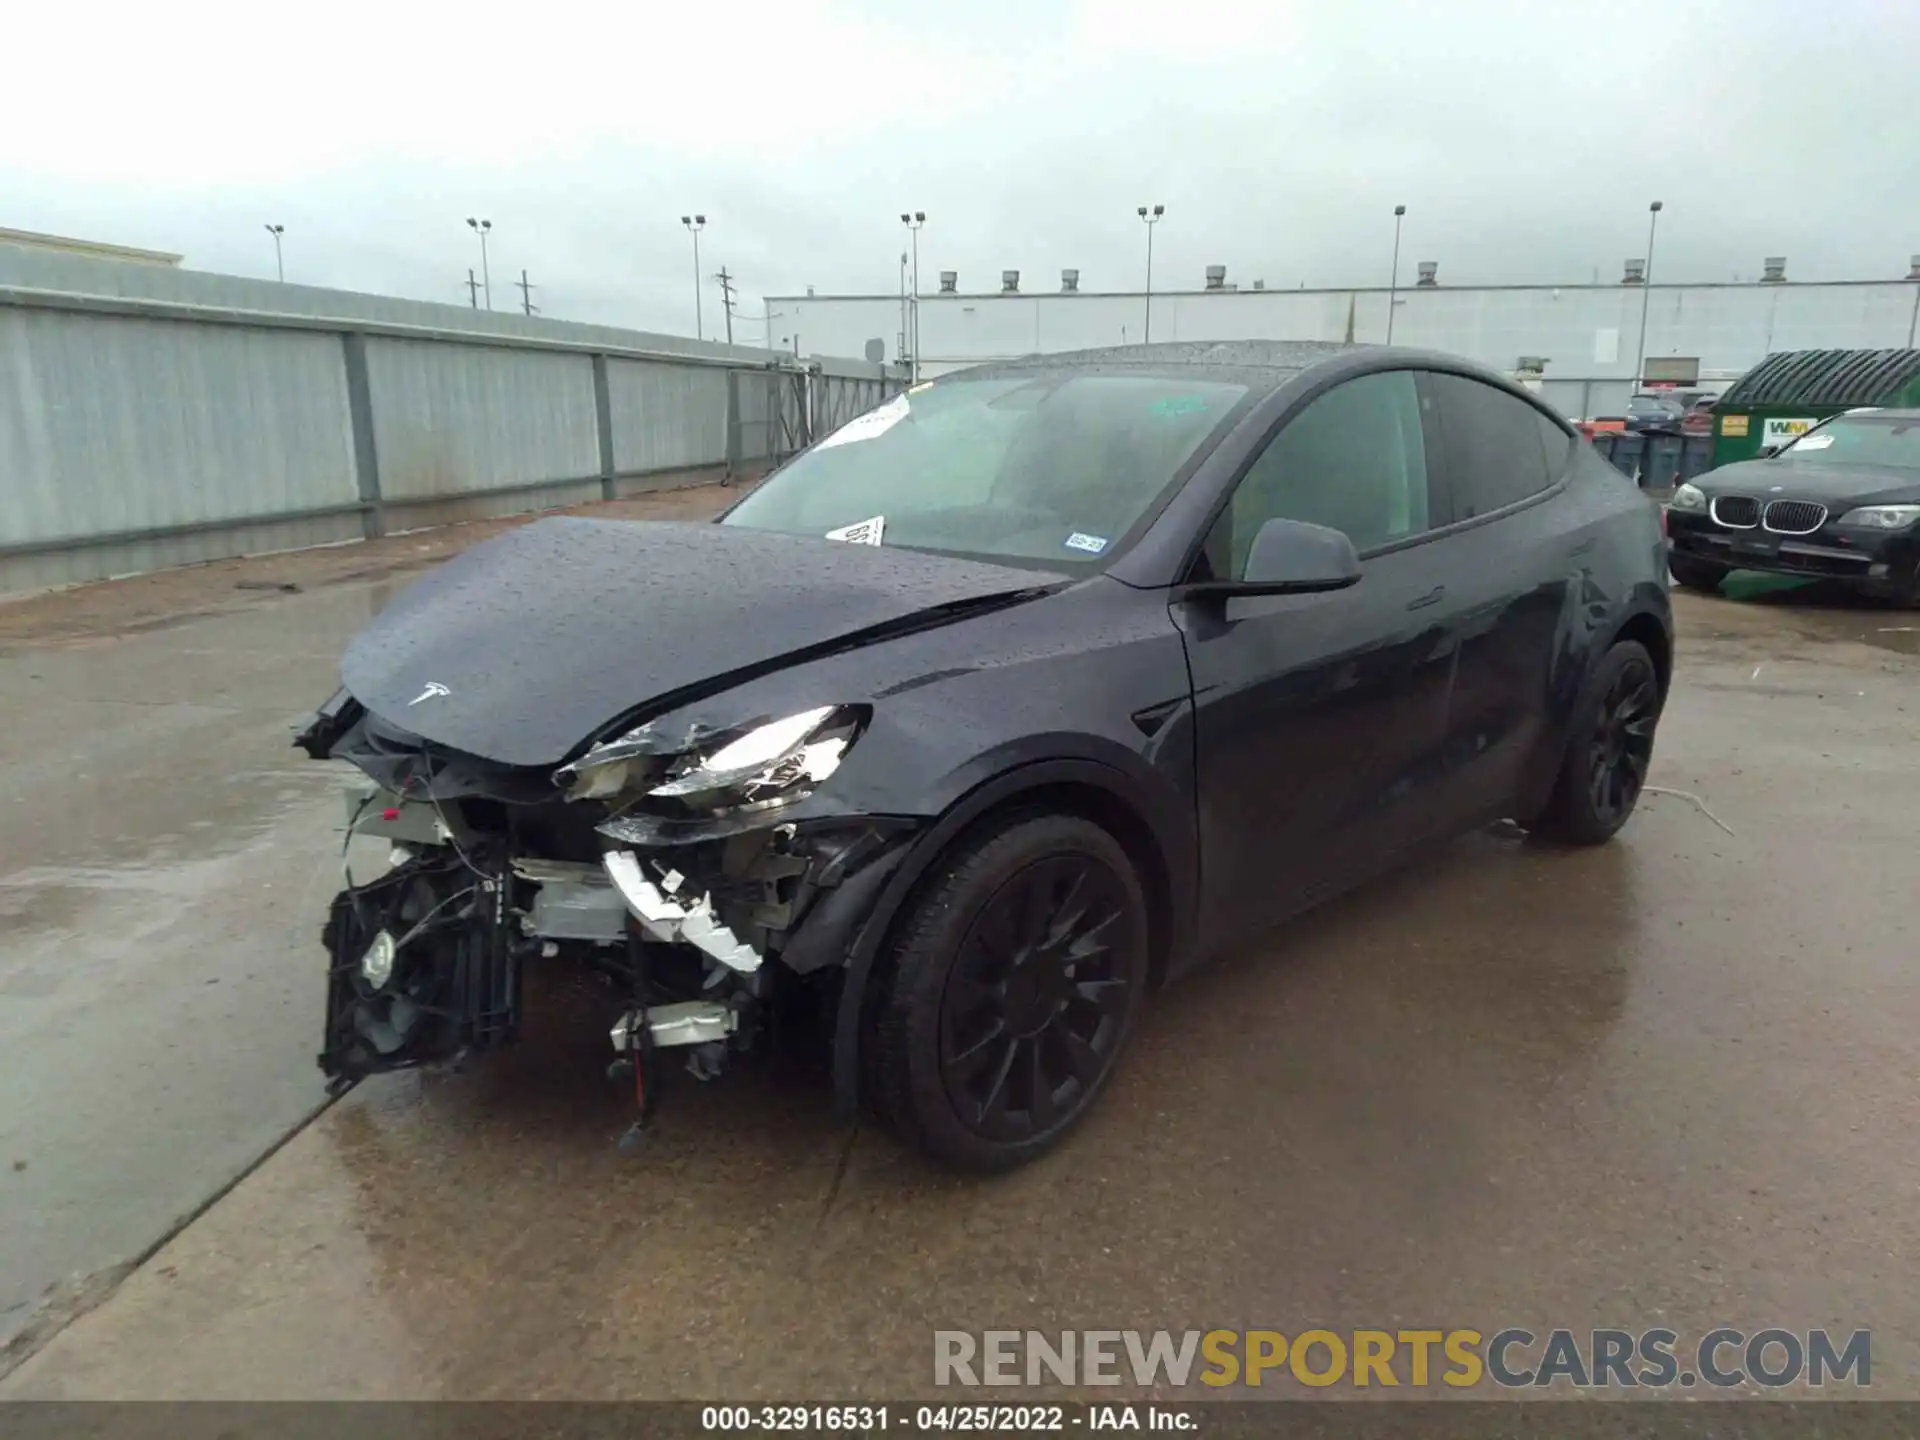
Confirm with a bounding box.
[601,849,762,972]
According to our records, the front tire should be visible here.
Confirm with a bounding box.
[867,813,1149,1172]
[1526,641,1662,846]
[1668,553,1727,593]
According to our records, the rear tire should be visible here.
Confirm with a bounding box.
[1526,641,1662,846]
[866,813,1149,1172]
[1668,553,1726,593]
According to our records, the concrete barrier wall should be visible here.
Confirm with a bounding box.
[0,248,905,595]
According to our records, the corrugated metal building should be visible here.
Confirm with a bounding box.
[771,254,1920,421]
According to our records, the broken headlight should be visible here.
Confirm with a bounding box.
[560,705,867,813]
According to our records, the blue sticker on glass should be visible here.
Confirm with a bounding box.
[1064,532,1109,554]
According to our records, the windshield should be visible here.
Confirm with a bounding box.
[1783,414,1920,468]
[722,373,1250,567]
[1629,395,1676,414]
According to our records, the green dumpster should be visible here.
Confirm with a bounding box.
[1711,348,1920,469]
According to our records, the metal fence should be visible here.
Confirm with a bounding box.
[0,262,903,594]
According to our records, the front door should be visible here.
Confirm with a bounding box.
[1175,369,1462,954]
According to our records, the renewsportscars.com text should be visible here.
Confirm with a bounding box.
[933,1328,1871,1390]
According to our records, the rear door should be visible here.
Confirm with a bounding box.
[1417,371,1577,826]
[1175,370,1463,953]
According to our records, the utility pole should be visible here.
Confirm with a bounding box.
[465,218,493,309]
[1632,200,1664,393]
[465,268,481,308]
[901,212,925,382]
[714,266,738,345]
[1386,204,1406,344]
[1137,204,1164,343]
[514,269,538,316]
[681,215,706,339]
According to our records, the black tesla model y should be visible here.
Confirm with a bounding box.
[296,341,1673,1170]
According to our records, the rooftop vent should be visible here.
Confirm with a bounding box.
[1516,356,1549,375]
[1622,259,1646,285]
[806,285,815,297]
[1001,269,1020,293]
[1761,256,1787,283]
[1909,254,1920,281]
[1061,268,1080,293]
[938,270,957,294]
[1252,279,1265,291]
[1416,261,1438,287]
[1204,264,1227,290]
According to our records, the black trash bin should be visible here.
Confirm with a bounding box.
[1609,431,1646,482]
[1644,433,1684,491]
[1679,433,1715,481]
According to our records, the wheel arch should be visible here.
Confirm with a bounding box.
[830,758,1192,1118]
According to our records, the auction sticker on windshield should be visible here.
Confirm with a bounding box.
[825,515,886,545]
[816,394,910,451]
[1064,532,1109,554]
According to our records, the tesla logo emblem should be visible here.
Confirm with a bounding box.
[1769,486,1784,493]
[408,681,450,706]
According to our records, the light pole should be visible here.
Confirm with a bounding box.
[1385,205,1406,344]
[264,223,285,282]
[1632,200,1664,393]
[465,218,493,310]
[1137,204,1164,343]
[681,215,706,339]
[901,211,925,381]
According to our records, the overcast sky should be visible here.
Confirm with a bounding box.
[5,0,1915,340]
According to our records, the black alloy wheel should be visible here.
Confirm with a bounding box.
[1667,553,1726,593]
[1526,639,1662,846]
[868,814,1149,1171]
[938,853,1133,1143]
[1588,653,1659,828]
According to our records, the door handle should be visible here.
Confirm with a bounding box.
[1406,585,1446,611]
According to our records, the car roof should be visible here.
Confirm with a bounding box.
[957,339,1364,395]
[1830,406,1920,421]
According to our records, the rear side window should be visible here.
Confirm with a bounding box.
[1424,372,1555,519]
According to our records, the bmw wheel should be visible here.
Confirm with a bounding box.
[1668,554,1726,594]
[1527,640,1662,846]
[868,814,1148,1172]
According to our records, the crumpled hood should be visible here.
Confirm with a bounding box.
[340,516,1054,768]
[1704,459,1920,506]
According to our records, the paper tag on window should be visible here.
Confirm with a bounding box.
[1793,434,1834,451]
[825,515,886,546]
[814,395,909,451]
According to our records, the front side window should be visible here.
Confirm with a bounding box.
[1199,370,1433,579]
[1782,414,1920,469]
[723,373,1249,568]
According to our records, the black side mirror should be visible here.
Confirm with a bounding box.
[1183,519,1362,598]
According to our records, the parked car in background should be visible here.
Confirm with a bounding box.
[1679,393,1720,436]
[1666,407,1920,605]
[294,340,1674,1171]
[1625,393,1686,435]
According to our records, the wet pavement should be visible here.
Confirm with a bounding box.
[2,542,1917,1399]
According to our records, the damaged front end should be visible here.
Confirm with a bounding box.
[298,692,917,1141]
